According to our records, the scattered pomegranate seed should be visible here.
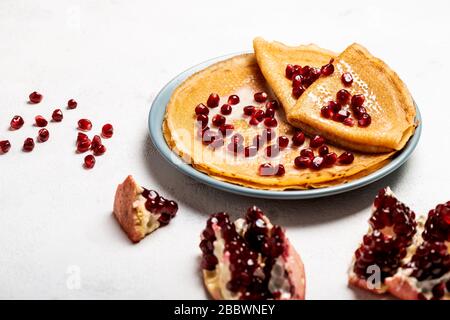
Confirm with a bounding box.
[324,152,338,166]
[358,113,372,127]
[265,144,280,158]
[218,124,234,137]
[249,117,260,126]
[318,145,329,156]
[294,156,312,169]
[10,115,24,130]
[0,140,11,154]
[195,103,209,115]
[77,139,91,153]
[67,99,78,109]
[254,92,268,103]
[310,135,325,148]
[212,114,226,127]
[220,104,232,115]
[333,109,350,122]
[254,110,265,121]
[52,109,63,122]
[320,61,335,76]
[38,128,49,142]
[102,124,114,138]
[196,114,208,128]
[336,89,351,105]
[275,164,285,176]
[278,136,289,148]
[77,132,89,144]
[353,106,367,119]
[29,91,43,104]
[258,163,274,176]
[266,100,279,109]
[91,135,102,150]
[35,115,48,127]
[343,117,355,126]
[300,148,315,159]
[321,105,334,119]
[244,145,257,158]
[292,86,305,98]
[243,106,255,116]
[351,94,365,108]
[265,107,275,118]
[94,144,106,156]
[264,117,278,128]
[207,93,220,108]
[292,75,303,88]
[228,95,240,105]
[311,156,324,170]
[341,73,353,86]
[84,155,96,169]
[78,119,92,131]
[292,131,305,146]
[285,64,295,79]
[328,101,341,112]
[338,151,354,164]
[23,138,35,152]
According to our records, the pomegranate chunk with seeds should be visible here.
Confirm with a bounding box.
[113,175,178,243]
[200,207,305,300]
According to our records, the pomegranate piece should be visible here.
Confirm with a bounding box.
[102,124,114,138]
[84,155,96,169]
[38,128,49,142]
[29,91,43,104]
[278,136,289,149]
[309,135,325,148]
[0,140,11,154]
[336,89,351,105]
[77,139,91,153]
[422,202,450,242]
[218,124,234,137]
[200,207,306,300]
[52,109,63,122]
[113,176,178,243]
[67,99,78,109]
[341,73,353,86]
[78,118,92,131]
[211,114,226,127]
[23,138,35,152]
[195,103,209,115]
[228,95,240,105]
[358,113,372,127]
[263,117,278,128]
[10,115,24,130]
[254,92,268,103]
[207,93,220,108]
[220,104,232,115]
[35,115,48,127]
[243,105,255,116]
[337,151,354,164]
[292,131,305,146]
[196,114,208,128]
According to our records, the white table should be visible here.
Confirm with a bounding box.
[1,0,448,299]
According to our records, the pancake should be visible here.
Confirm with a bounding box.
[163,54,394,190]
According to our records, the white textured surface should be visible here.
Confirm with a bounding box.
[0,0,449,300]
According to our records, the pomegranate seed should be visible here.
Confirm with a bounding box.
[292,131,305,146]
[196,114,208,128]
[353,106,367,119]
[328,100,341,112]
[278,136,289,148]
[358,113,372,127]
[311,156,324,170]
[220,104,232,115]
[35,115,48,127]
[318,145,329,156]
[259,163,275,176]
[343,117,355,126]
[91,135,102,150]
[265,144,280,158]
[294,156,312,169]
[333,109,350,122]
[324,152,338,166]
[244,145,257,158]
[23,138,35,152]
[265,107,275,118]
[29,91,43,104]
[264,117,278,128]
[218,124,234,137]
[300,148,315,159]
[310,135,325,148]
[266,100,279,109]
[10,115,24,130]
[212,114,226,127]
[294,65,303,76]
[341,73,353,86]
[275,164,285,176]
[94,144,107,156]
[338,151,354,164]
[309,67,321,81]
[77,132,89,143]
[262,128,275,141]
[243,106,255,116]
[0,140,11,154]
[351,94,365,108]
[321,105,334,119]
[249,117,260,126]
[102,124,114,138]
[67,99,78,109]
[285,64,295,79]
[292,75,303,88]
[336,89,351,105]
[228,95,240,105]
[38,128,49,142]
[84,155,96,169]
[77,139,91,153]
[195,103,209,115]
[292,86,306,98]
[52,109,63,122]
[254,109,265,121]
[320,62,334,76]
[207,93,220,108]
[254,92,268,103]
[300,65,310,77]
[78,119,92,131]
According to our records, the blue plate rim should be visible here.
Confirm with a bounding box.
[148,53,422,199]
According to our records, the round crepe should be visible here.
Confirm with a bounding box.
[163,54,394,190]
